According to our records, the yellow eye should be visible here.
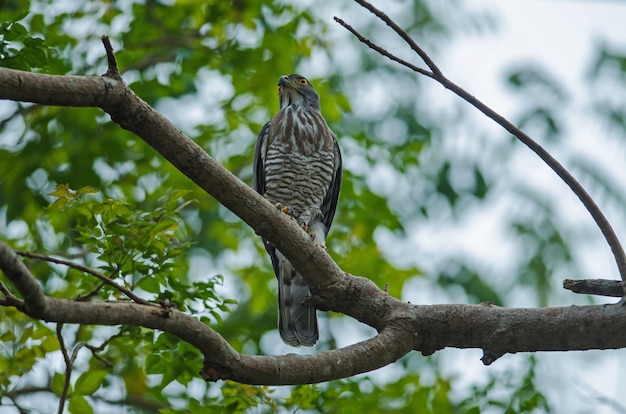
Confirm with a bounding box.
[297,78,308,86]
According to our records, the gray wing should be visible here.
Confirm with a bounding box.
[253,121,270,196]
[320,136,342,232]
[253,121,281,272]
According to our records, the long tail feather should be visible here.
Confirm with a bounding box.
[277,252,318,347]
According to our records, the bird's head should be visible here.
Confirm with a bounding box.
[278,74,320,110]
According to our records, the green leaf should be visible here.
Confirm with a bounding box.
[41,335,60,352]
[14,347,36,370]
[0,331,16,342]
[51,372,66,397]
[4,22,27,40]
[137,276,162,294]
[48,183,72,198]
[473,167,488,199]
[76,186,100,196]
[74,369,108,395]
[145,353,167,375]
[22,46,47,67]
[152,218,179,233]
[30,14,45,32]
[68,395,93,414]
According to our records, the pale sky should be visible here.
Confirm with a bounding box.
[423,1,626,412]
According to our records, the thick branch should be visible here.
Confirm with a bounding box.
[2,240,626,384]
[0,69,125,107]
[0,66,339,291]
[0,241,46,316]
[204,326,413,385]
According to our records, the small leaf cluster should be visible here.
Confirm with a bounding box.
[47,184,235,320]
[0,308,59,395]
[0,12,56,70]
[51,368,109,414]
[49,184,189,289]
[284,374,455,414]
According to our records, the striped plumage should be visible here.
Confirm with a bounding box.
[253,74,342,347]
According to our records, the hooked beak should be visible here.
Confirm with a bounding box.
[277,75,293,94]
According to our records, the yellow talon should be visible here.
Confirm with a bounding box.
[274,202,295,217]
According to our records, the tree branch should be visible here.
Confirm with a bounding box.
[337,0,626,286]
[333,17,434,78]
[352,0,442,76]
[56,323,78,414]
[101,35,121,80]
[0,241,47,316]
[0,68,125,108]
[0,67,339,292]
[15,250,153,305]
[563,278,623,297]
[2,239,626,384]
[0,279,23,308]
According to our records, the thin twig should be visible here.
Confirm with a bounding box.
[334,17,433,78]
[101,35,121,80]
[85,346,113,368]
[83,330,125,369]
[75,281,106,302]
[56,324,71,414]
[338,1,626,285]
[0,279,16,298]
[353,0,442,76]
[4,396,28,414]
[438,80,626,283]
[0,280,24,308]
[14,250,155,306]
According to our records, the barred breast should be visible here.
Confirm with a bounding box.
[263,105,337,221]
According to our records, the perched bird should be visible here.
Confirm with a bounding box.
[253,74,342,347]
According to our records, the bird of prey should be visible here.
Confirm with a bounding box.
[253,74,342,347]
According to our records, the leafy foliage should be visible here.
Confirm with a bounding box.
[285,374,456,414]
[0,0,623,412]
[459,357,550,414]
[0,12,53,70]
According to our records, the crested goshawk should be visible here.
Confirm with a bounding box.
[253,74,342,347]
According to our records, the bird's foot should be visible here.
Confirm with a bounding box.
[274,202,295,218]
[296,222,320,242]
[304,229,325,248]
